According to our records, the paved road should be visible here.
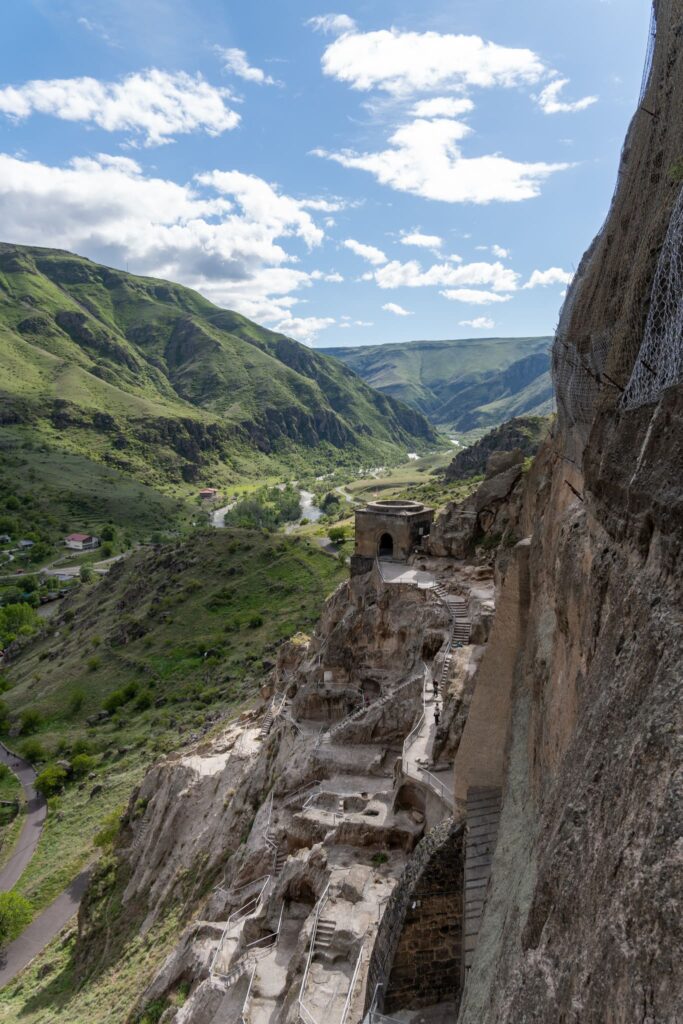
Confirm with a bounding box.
[0,867,92,987]
[0,744,47,891]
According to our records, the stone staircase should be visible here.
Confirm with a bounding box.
[462,786,502,981]
[274,847,287,876]
[313,918,335,954]
[323,675,419,744]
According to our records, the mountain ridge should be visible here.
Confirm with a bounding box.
[324,335,554,431]
[0,243,436,495]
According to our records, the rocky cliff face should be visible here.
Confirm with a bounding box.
[458,3,682,1020]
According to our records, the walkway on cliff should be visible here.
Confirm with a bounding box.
[0,743,47,892]
[0,866,92,987]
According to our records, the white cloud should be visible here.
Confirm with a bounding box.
[523,266,574,288]
[343,238,387,264]
[274,315,335,344]
[354,319,373,326]
[371,258,519,292]
[0,69,239,146]
[314,116,569,204]
[319,27,546,95]
[0,152,338,325]
[535,78,597,114]
[491,244,509,258]
[383,302,412,316]
[459,316,495,329]
[441,289,512,305]
[411,97,474,118]
[216,47,276,85]
[307,14,357,35]
[310,270,343,282]
[400,230,442,250]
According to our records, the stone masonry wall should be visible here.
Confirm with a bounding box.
[366,819,464,1014]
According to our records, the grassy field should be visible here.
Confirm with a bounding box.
[0,528,346,922]
[0,767,23,873]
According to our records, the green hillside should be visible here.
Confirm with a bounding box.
[324,336,554,431]
[0,244,436,514]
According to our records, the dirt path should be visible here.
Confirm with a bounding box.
[0,744,46,891]
[0,867,92,987]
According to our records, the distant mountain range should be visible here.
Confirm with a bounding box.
[0,244,435,498]
[325,336,554,432]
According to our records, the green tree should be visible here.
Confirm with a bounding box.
[0,892,32,947]
[80,565,94,583]
[34,764,68,797]
[0,603,39,646]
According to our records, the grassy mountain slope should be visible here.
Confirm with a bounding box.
[0,244,436,503]
[324,336,554,431]
[0,528,345,924]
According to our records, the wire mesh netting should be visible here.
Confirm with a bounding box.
[622,184,683,409]
[639,3,657,104]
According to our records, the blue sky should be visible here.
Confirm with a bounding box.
[1,0,651,345]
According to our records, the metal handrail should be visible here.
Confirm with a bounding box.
[210,876,272,975]
[238,965,256,1024]
[298,882,330,1017]
[340,945,365,1024]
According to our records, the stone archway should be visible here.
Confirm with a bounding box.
[378,533,394,559]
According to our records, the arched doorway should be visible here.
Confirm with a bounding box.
[378,533,394,559]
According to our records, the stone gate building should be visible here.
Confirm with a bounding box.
[351,499,434,575]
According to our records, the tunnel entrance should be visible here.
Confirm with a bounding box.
[378,533,394,559]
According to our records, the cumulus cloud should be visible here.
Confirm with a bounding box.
[411,97,474,118]
[0,152,337,324]
[523,266,574,288]
[307,13,357,35]
[273,315,335,343]
[535,78,597,114]
[400,231,442,250]
[371,258,519,292]
[383,302,412,316]
[343,238,387,264]
[216,47,276,85]
[0,69,239,146]
[314,116,569,204]
[441,289,512,305]
[318,27,546,95]
[459,316,495,329]
[491,244,509,258]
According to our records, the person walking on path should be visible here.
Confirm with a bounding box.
[434,706,441,728]
[432,679,439,698]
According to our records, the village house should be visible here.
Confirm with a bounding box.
[64,533,100,551]
[198,488,220,500]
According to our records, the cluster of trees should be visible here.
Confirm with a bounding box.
[224,484,301,531]
[0,602,40,649]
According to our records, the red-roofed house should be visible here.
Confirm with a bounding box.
[199,488,220,500]
[65,533,100,551]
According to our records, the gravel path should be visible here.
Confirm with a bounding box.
[0,744,46,892]
[0,867,92,987]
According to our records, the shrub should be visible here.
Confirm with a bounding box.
[19,708,43,735]
[0,603,40,647]
[71,737,93,756]
[0,892,32,947]
[248,614,263,629]
[134,692,152,711]
[328,526,346,544]
[34,764,68,797]
[87,656,101,673]
[72,753,96,778]
[68,690,85,715]
[136,999,167,1024]
[103,689,126,714]
[371,851,389,865]
[80,565,93,583]
[20,738,45,763]
[93,806,124,850]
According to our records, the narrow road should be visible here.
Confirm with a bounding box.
[0,867,92,987]
[0,744,46,891]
